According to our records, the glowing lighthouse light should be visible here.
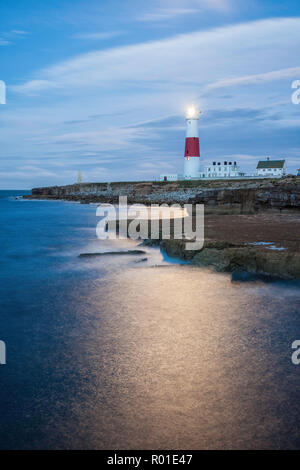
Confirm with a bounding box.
[184,105,201,179]
[186,106,197,118]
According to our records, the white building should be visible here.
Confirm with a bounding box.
[256,158,286,177]
[203,161,242,178]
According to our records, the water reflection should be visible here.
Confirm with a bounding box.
[1,196,300,450]
[57,266,300,449]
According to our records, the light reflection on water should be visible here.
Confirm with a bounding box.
[0,196,300,449]
[41,266,300,450]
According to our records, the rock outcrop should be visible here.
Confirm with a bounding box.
[26,176,300,214]
[157,238,300,279]
[149,212,300,279]
[79,250,146,257]
[25,177,300,278]
[189,182,300,214]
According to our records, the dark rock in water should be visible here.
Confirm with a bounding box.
[191,245,300,279]
[141,238,161,247]
[158,237,300,279]
[79,250,146,257]
[135,257,148,263]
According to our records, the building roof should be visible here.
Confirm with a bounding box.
[257,160,285,169]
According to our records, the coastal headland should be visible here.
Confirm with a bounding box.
[24,176,300,279]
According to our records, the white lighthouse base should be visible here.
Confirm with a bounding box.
[184,157,200,179]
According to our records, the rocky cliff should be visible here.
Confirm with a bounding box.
[27,176,300,214]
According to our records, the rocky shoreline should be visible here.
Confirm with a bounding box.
[139,212,300,279]
[24,177,300,279]
[24,176,300,212]
[159,238,300,280]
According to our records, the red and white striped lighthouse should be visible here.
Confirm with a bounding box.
[184,106,201,179]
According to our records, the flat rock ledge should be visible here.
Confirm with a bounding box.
[79,250,146,257]
[156,239,300,279]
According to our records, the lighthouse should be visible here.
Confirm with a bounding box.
[184,106,201,179]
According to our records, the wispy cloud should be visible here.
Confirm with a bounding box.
[73,31,125,40]
[13,17,300,96]
[0,29,28,46]
[138,8,199,22]
[138,0,231,21]
[10,30,28,36]
[3,15,300,186]
[206,66,300,90]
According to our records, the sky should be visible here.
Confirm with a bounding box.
[0,0,300,188]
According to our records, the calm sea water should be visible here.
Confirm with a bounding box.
[0,190,299,450]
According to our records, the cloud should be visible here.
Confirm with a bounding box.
[138,8,199,22]
[23,123,160,156]
[73,31,125,40]
[138,0,231,21]
[3,16,300,186]
[206,67,300,90]
[10,30,28,36]
[13,17,300,96]
[0,29,28,46]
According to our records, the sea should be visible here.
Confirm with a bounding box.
[0,189,299,449]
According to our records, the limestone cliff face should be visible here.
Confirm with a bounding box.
[189,183,300,213]
[29,177,300,214]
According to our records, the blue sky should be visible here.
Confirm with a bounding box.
[0,0,300,188]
